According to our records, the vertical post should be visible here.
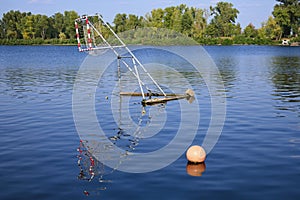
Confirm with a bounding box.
[117,57,121,81]
[117,57,121,97]
[85,17,93,50]
[96,14,166,96]
[75,21,82,52]
[117,57,122,129]
[132,58,145,99]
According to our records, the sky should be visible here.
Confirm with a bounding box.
[0,0,277,28]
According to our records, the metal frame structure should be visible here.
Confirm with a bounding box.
[75,14,194,105]
[75,14,166,100]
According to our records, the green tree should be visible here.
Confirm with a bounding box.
[64,10,79,38]
[258,16,282,40]
[52,12,64,38]
[88,15,111,39]
[35,14,49,39]
[171,8,182,32]
[235,22,242,35]
[208,2,240,37]
[267,16,282,39]
[0,19,4,39]
[113,13,127,33]
[163,6,176,29]
[191,8,207,39]
[146,8,164,28]
[181,8,193,36]
[126,14,142,30]
[20,15,36,39]
[2,10,30,39]
[244,23,258,38]
[273,0,300,37]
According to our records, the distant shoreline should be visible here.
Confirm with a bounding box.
[0,38,299,47]
[1,44,299,47]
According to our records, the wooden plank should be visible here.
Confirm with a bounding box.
[121,89,195,106]
[142,95,187,106]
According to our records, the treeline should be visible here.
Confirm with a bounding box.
[0,0,299,45]
[112,0,300,45]
[0,10,78,45]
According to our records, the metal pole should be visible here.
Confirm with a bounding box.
[75,21,82,52]
[88,18,151,94]
[88,20,121,57]
[85,17,93,50]
[96,14,166,96]
[132,58,145,99]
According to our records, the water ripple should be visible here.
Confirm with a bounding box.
[1,45,300,199]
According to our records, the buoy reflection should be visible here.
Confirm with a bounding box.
[186,162,206,177]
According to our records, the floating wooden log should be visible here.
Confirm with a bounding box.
[142,96,186,106]
[120,89,194,98]
[141,89,195,106]
[120,89,195,106]
[120,92,178,97]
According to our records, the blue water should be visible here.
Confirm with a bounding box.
[0,45,300,199]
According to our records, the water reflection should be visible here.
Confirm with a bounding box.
[269,56,300,116]
[213,56,238,97]
[77,140,112,196]
[76,102,164,196]
[186,162,206,177]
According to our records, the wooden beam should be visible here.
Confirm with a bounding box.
[120,92,178,97]
[121,89,195,106]
[142,95,187,106]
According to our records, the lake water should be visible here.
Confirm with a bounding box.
[0,45,299,199]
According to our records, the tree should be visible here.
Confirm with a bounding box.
[52,12,64,38]
[258,16,282,40]
[87,15,111,39]
[272,0,300,37]
[59,32,66,40]
[113,13,127,33]
[244,23,258,38]
[0,19,4,39]
[208,2,240,37]
[181,8,193,36]
[2,10,30,39]
[171,8,182,32]
[35,14,49,39]
[235,22,242,35]
[163,6,176,29]
[146,8,164,28]
[20,15,36,39]
[126,14,142,30]
[64,10,79,38]
[191,8,207,39]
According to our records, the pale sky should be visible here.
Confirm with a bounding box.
[0,0,277,28]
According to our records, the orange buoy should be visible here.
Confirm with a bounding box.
[186,145,206,163]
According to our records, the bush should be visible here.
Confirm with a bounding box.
[291,36,300,43]
[0,38,78,45]
[197,37,219,45]
[221,38,233,45]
